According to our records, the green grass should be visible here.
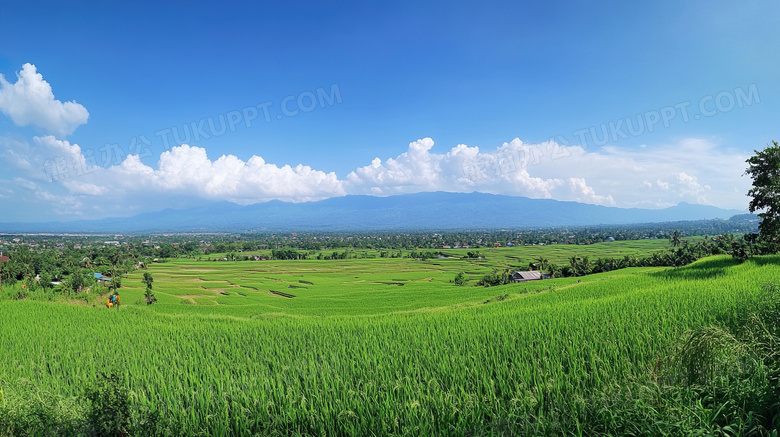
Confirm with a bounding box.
[118,239,673,318]
[1,249,778,435]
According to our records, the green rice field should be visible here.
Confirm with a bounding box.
[116,239,674,317]
[1,240,778,435]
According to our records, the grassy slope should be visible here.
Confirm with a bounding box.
[1,252,778,435]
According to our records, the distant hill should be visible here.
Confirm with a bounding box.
[0,192,746,233]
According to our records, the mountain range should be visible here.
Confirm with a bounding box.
[0,192,746,233]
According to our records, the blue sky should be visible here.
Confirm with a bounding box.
[0,0,778,221]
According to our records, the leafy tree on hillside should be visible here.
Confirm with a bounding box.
[107,247,122,268]
[745,140,780,249]
[476,269,512,286]
[142,272,156,305]
[731,239,753,262]
[453,272,466,286]
[142,272,154,290]
[39,272,53,292]
[271,249,300,260]
[63,270,94,294]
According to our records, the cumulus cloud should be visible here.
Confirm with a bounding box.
[32,135,99,182]
[3,135,750,218]
[0,63,752,217]
[345,138,616,206]
[0,63,89,137]
[76,144,346,206]
[345,137,747,209]
[1,135,100,184]
[568,178,615,206]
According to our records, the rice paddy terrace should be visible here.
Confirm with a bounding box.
[116,239,674,317]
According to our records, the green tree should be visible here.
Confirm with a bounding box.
[0,256,7,290]
[547,263,560,279]
[453,272,466,286]
[142,272,154,290]
[745,141,780,246]
[534,256,549,271]
[579,256,591,275]
[669,230,682,247]
[730,239,753,262]
[65,271,88,294]
[39,272,53,292]
[107,247,122,268]
[23,276,38,293]
[142,272,156,305]
[569,256,580,277]
[157,244,174,260]
[106,268,122,294]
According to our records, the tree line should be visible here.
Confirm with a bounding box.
[473,233,766,287]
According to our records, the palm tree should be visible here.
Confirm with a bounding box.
[535,256,550,271]
[593,258,606,273]
[569,256,580,277]
[669,230,682,247]
[579,256,591,275]
[81,256,93,269]
[142,272,154,290]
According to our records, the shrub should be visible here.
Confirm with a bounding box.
[84,373,130,436]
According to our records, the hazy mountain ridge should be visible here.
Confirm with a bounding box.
[0,192,745,233]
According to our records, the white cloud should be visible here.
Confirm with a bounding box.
[10,176,84,215]
[345,138,617,206]
[1,135,751,219]
[76,144,346,206]
[0,63,89,137]
[0,137,32,170]
[61,180,108,196]
[12,177,37,191]
[345,137,748,210]
[33,135,99,182]
[676,172,710,202]
[1,135,97,183]
[568,177,615,206]
[0,63,753,219]
[0,184,12,199]
[345,138,568,199]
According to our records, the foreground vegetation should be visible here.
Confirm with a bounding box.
[1,252,779,435]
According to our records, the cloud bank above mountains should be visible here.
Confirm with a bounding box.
[0,63,751,219]
[5,134,748,219]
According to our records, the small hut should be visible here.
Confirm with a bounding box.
[512,271,542,283]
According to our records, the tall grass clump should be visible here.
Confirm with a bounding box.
[588,280,780,436]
